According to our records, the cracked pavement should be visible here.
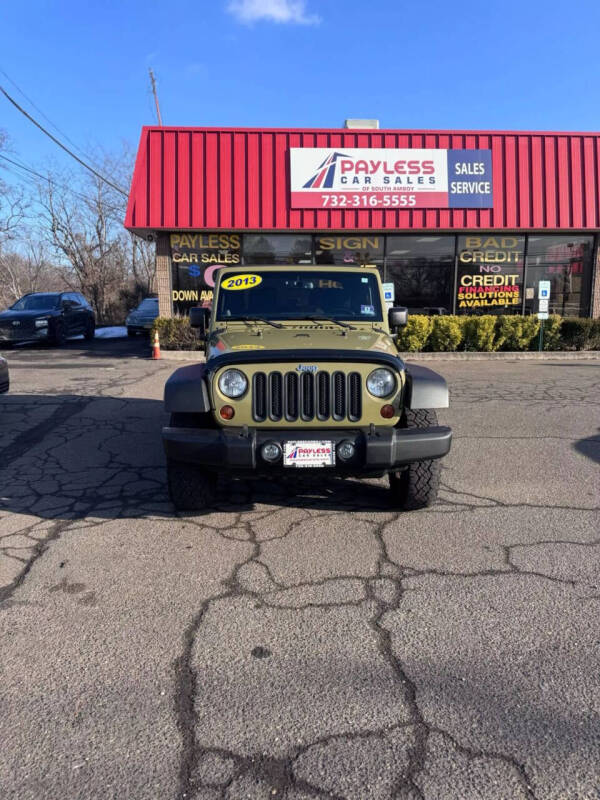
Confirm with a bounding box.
[0,339,599,799]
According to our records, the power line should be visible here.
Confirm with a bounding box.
[0,84,128,197]
[0,153,126,212]
[1,165,124,216]
[0,67,130,189]
[0,67,102,168]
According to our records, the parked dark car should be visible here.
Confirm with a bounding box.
[0,292,95,347]
[126,296,159,336]
[0,353,8,393]
[407,306,450,316]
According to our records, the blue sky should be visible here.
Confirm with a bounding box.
[2,0,600,180]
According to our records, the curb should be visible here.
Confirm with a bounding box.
[157,350,600,362]
[400,350,600,361]
[159,350,206,361]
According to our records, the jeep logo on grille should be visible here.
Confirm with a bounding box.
[296,364,318,373]
[12,321,20,326]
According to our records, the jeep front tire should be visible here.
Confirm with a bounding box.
[167,459,216,511]
[389,408,441,510]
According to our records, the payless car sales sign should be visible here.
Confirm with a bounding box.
[290,148,493,209]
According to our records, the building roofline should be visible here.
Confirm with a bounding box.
[136,124,600,137]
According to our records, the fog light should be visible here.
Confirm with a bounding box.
[337,441,356,461]
[261,442,282,462]
[220,405,235,420]
[380,404,395,419]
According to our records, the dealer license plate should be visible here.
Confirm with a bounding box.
[283,440,335,468]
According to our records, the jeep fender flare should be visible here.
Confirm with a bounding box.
[404,364,449,409]
[164,364,211,413]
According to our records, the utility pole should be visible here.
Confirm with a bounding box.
[148,68,163,126]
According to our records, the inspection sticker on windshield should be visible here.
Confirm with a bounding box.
[222,274,263,291]
[284,441,335,468]
[361,304,375,315]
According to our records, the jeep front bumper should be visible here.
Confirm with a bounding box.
[162,425,452,474]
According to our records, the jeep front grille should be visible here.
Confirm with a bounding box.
[252,370,362,423]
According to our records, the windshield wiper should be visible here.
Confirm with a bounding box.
[225,315,284,329]
[372,326,394,337]
[300,316,356,330]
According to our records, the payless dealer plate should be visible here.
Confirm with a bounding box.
[283,441,335,468]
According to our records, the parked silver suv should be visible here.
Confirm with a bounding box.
[126,297,159,336]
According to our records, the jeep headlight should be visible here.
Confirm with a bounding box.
[35,317,49,328]
[218,369,248,398]
[366,368,396,398]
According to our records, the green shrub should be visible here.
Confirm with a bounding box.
[493,316,511,350]
[397,313,598,352]
[560,317,593,350]
[151,316,203,351]
[495,315,540,351]
[539,315,562,351]
[428,316,464,351]
[463,316,497,351]
[521,316,541,350]
[396,315,433,352]
[589,319,600,350]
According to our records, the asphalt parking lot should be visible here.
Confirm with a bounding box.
[0,338,599,800]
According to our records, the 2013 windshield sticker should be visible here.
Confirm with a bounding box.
[361,305,375,315]
[222,274,263,291]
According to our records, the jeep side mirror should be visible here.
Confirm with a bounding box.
[388,306,408,329]
[189,307,209,335]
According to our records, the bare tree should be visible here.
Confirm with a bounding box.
[0,240,66,309]
[0,130,26,247]
[36,147,154,323]
[131,234,156,295]
[1,138,155,322]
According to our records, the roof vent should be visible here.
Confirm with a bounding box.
[344,119,379,129]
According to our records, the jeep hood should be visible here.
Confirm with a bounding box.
[207,326,399,360]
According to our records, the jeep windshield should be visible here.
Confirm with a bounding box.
[216,271,383,322]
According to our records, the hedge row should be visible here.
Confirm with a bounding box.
[151,316,204,351]
[152,314,600,352]
[396,315,600,352]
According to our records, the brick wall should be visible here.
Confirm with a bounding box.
[155,233,172,318]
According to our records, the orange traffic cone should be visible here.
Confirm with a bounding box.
[152,330,161,360]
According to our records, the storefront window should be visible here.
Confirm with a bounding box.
[386,236,455,314]
[170,233,241,314]
[524,236,594,317]
[166,231,595,318]
[315,235,384,267]
[456,235,524,315]
[243,234,313,265]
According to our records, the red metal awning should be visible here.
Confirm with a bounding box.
[125,126,600,232]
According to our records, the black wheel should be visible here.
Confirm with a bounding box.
[51,321,66,347]
[127,328,136,337]
[84,319,95,341]
[167,459,216,511]
[389,408,441,510]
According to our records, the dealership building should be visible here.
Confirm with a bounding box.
[125,123,600,319]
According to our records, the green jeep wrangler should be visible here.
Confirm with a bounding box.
[162,266,451,511]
